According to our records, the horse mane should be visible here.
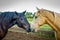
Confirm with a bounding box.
[38,8,60,31]
[0,12,6,18]
[40,9,55,17]
[40,8,60,21]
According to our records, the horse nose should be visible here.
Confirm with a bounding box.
[30,28,35,32]
[26,28,31,32]
[26,27,35,32]
[30,26,35,32]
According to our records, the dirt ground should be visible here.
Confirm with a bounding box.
[3,25,56,40]
[3,31,40,40]
[3,31,56,40]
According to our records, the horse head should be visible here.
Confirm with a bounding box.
[16,11,31,32]
[31,8,46,32]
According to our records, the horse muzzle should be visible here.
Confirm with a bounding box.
[26,28,31,32]
[30,26,35,32]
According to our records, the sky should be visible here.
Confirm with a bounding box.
[0,0,60,13]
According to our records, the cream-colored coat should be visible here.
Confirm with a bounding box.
[33,8,60,40]
[40,9,60,40]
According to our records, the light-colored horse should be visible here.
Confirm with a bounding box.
[31,8,60,40]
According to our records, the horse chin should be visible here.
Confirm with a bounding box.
[23,25,31,32]
[23,25,26,29]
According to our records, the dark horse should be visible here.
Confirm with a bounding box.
[0,11,31,40]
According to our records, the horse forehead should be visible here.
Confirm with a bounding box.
[35,13,41,17]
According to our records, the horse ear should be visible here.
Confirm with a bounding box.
[36,7,40,10]
[23,10,26,14]
[15,11,18,15]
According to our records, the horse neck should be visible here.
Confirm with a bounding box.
[8,13,18,29]
[7,20,16,29]
[45,15,60,32]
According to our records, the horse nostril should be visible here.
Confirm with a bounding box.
[26,28,31,32]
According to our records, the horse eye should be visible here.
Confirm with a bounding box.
[35,16,37,18]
